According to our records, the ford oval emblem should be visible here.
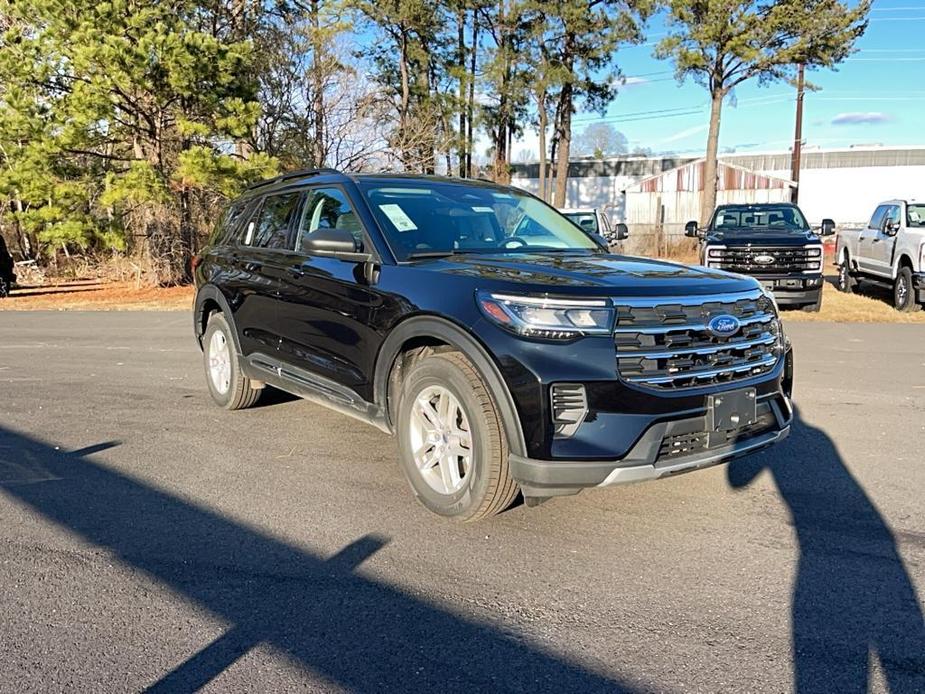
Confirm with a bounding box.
[708,314,740,338]
[754,254,776,265]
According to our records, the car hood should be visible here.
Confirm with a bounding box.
[427,252,759,298]
[704,231,819,246]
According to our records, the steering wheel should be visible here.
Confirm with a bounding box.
[497,236,529,250]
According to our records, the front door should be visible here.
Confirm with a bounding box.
[858,204,888,274]
[275,186,384,403]
[870,204,900,275]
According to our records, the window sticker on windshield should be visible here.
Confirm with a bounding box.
[471,206,494,213]
[379,204,418,232]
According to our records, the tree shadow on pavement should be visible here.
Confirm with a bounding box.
[728,407,925,693]
[0,426,634,693]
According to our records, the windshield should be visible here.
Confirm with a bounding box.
[357,180,600,260]
[562,212,599,235]
[710,205,809,234]
[907,203,925,227]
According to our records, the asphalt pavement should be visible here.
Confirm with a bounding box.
[0,312,923,693]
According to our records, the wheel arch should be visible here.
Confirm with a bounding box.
[194,285,242,355]
[373,315,527,458]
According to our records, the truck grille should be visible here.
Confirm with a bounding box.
[708,246,820,274]
[613,291,781,390]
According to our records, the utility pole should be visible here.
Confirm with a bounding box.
[790,63,805,204]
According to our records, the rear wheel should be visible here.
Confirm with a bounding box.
[836,256,856,294]
[203,312,261,409]
[894,267,921,313]
[397,350,519,521]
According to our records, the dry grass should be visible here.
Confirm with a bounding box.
[781,279,925,324]
[2,272,923,323]
[1,280,194,311]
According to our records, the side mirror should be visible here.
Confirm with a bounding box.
[820,218,836,236]
[884,220,900,236]
[302,227,368,261]
[614,223,629,241]
[685,220,700,238]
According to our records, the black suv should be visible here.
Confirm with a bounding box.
[685,203,835,312]
[194,170,794,521]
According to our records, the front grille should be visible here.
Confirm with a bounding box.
[614,291,781,390]
[707,246,820,274]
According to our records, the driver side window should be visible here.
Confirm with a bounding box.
[296,187,362,252]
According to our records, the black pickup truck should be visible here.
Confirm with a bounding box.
[686,203,835,312]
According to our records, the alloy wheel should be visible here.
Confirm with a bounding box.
[408,385,473,495]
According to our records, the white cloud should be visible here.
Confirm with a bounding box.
[831,112,892,126]
[657,123,709,145]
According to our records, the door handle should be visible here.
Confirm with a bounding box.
[243,261,262,272]
[288,266,304,279]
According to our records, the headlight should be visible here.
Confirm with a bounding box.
[760,285,780,314]
[477,291,614,339]
[805,245,822,258]
[707,247,725,258]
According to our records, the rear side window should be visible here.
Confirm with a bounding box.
[246,192,301,249]
[209,200,249,247]
[868,205,888,230]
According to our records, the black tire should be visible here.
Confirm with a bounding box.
[396,350,519,522]
[0,277,8,298]
[894,267,921,313]
[836,256,856,294]
[202,312,261,410]
[801,300,821,313]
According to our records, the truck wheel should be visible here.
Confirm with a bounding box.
[802,300,821,313]
[894,267,921,313]
[397,350,519,521]
[0,277,8,298]
[203,312,262,410]
[836,258,856,294]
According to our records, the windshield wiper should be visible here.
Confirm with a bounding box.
[405,250,462,260]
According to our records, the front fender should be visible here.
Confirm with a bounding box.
[372,315,527,457]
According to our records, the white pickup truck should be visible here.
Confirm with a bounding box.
[835,199,925,312]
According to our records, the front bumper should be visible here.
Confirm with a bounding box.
[510,393,793,498]
[754,276,823,306]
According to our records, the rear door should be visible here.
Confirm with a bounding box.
[275,185,384,402]
[228,191,302,358]
[858,205,888,274]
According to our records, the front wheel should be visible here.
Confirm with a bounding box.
[396,351,519,521]
[894,267,921,313]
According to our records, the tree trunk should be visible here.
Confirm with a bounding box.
[398,31,411,169]
[457,7,466,177]
[701,90,724,226]
[310,0,325,167]
[537,91,547,202]
[178,187,193,284]
[553,81,573,208]
[466,13,478,177]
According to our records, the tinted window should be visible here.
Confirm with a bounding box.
[884,205,901,229]
[563,213,599,235]
[710,205,808,233]
[296,187,362,251]
[868,205,888,230]
[209,200,250,247]
[356,180,599,260]
[247,193,300,249]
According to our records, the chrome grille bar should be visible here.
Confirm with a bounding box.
[614,290,780,391]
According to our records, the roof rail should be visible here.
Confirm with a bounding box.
[246,167,341,191]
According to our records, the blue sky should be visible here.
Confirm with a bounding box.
[516,0,925,157]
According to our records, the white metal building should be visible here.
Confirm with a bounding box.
[624,159,796,228]
[510,145,925,226]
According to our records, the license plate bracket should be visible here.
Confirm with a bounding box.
[707,388,757,446]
